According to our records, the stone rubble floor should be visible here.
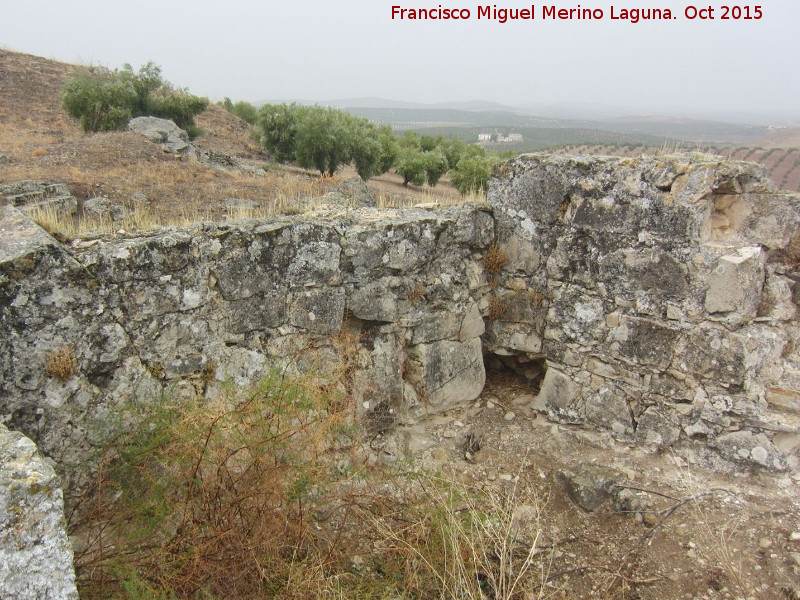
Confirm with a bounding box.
[383,372,800,600]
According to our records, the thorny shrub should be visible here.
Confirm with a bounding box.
[67,366,553,600]
[69,370,359,599]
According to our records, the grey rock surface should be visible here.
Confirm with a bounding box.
[0,203,494,492]
[83,196,126,221]
[0,180,77,216]
[0,424,78,600]
[489,154,800,471]
[554,466,622,511]
[128,116,191,153]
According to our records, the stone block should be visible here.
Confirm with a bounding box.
[406,337,485,412]
[535,367,582,423]
[459,302,485,341]
[636,406,681,447]
[766,387,800,415]
[608,316,679,370]
[679,326,746,388]
[704,246,765,322]
[714,430,781,469]
[287,287,345,334]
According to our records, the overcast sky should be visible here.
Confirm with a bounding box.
[2,0,798,121]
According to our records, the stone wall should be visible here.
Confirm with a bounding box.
[4,153,800,594]
[488,154,800,471]
[0,202,493,491]
[2,153,800,495]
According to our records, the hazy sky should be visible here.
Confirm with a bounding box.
[2,0,798,120]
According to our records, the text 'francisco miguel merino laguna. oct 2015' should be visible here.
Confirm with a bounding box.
[390,5,764,23]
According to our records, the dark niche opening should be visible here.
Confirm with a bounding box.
[483,350,547,397]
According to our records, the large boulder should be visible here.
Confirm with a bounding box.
[128,116,191,153]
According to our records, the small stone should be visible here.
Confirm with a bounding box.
[750,446,769,465]
[758,538,772,550]
[791,552,800,568]
[499,473,513,481]
[553,466,621,511]
[642,513,660,528]
[512,393,536,406]
[486,401,495,409]
[790,531,800,542]
[504,411,516,421]
[432,447,448,461]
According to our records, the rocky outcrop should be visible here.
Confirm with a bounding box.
[488,154,800,471]
[0,180,77,216]
[0,424,78,600]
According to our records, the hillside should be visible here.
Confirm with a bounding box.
[0,50,456,229]
[2,48,796,226]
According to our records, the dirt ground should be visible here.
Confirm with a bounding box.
[381,371,800,600]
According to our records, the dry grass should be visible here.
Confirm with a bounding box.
[45,345,77,380]
[0,49,479,239]
[484,242,509,275]
[408,280,427,301]
[488,295,507,320]
[362,471,547,600]
[526,289,547,309]
[68,360,552,600]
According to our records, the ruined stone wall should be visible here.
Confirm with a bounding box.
[488,154,800,471]
[2,153,800,496]
[0,203,493,490]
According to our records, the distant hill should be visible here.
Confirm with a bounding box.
[328,103,768,146]
[756,127,800,149]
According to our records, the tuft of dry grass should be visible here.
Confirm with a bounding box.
[484,242,509,275]
[526,289,547,309]
[45,345,77,380]
[408,280,427,301]
[488,295,507,320]
[361,470,546,600]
